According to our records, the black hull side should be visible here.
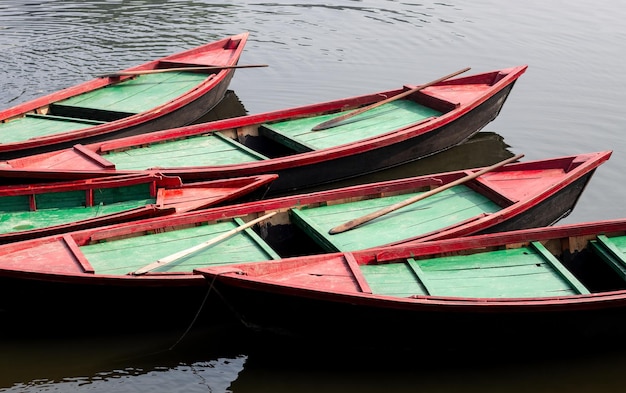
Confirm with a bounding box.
[210,281,626,353]
[478,169,596,234]
[0,275,233,338]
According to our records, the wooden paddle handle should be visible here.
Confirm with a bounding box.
[311,67,471,131]
[99,64,268,78]
[132,211,276,275]
[328,154,525,235]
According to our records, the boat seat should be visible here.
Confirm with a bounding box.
[360,242,590,298]
[48,103,135,123]
[258,100,442,153]
[25,113,106,125]
[589,235,626,281]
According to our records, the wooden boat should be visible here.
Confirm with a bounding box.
[0,66,528,195]
[0,152,608,335]
[0,173,276,243]
[0,33,252,159]
[197,215,626,349]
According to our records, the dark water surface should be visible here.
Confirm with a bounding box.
[2,1,626,391]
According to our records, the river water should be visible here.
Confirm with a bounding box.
[2,1,626,391]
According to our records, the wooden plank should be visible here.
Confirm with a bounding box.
[213,132,269,160]
[343,252,372,294]
[73,144,116,169]
[0,195,30,213]
[290,185,501,252]
[80,220,279,275]
[25,113,106,125]
[590,235,626,281]
[62,235,95,273]
[0,115,92,143]
[359,262,428,297]
[103,133,267,170]
[259,100,442,151]
[406,258,433,295]
[0,198,154,235]
[530,241,590,295]
[416,246,584,298]
[56,72,209,114]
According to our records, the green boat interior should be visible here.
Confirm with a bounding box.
[66,183,626,300]
[0,71,210,144]
[76,182,503,275]
[100,96,450,170]
[0,182,154,234]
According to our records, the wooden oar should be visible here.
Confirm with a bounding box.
[99,64,268,78]
[311,67,471,131]
[328,154,525,235]
[132,211,277,275]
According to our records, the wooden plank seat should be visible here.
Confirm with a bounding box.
[360,241,590,298]
[289,185,502,252]
[589,235,626,281]
[80,217,281,275]
[101,132,269,170]
[258,99,442,153]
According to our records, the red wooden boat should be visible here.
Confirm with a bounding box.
[0,66,527,195]
[0,33,252,159]
[0,173,276,243]
[197,215,626,349]
[0,151,608,335]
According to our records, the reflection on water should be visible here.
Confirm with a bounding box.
[0,327,248,392]
[4,323,626,393]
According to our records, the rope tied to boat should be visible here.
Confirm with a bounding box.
[169,268,248,351]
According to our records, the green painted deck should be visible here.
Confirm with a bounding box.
[0,183,154,234]
[57,72,208,114]
[361,242,589,298]
[103,132,268,170]
[0,115,102,144]
[260,100,442,152]
[80,218,281,275]
[0,72,208,144]
[589,235,626,281]
[290,185,502,252]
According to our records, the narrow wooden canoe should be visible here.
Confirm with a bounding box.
[0,152,608,334]
[0,173,276,243]
[0,33,250,159]
[197,216,626,350]
[0,66,527,195]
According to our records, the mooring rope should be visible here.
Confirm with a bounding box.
[168,274,218,351]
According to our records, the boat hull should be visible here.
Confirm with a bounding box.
[0,274,219,336]
[206,279,626,350]
[0,33,249,159]
[168,80,519,194]
[199,217,626,351]
[0,152,608,336]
